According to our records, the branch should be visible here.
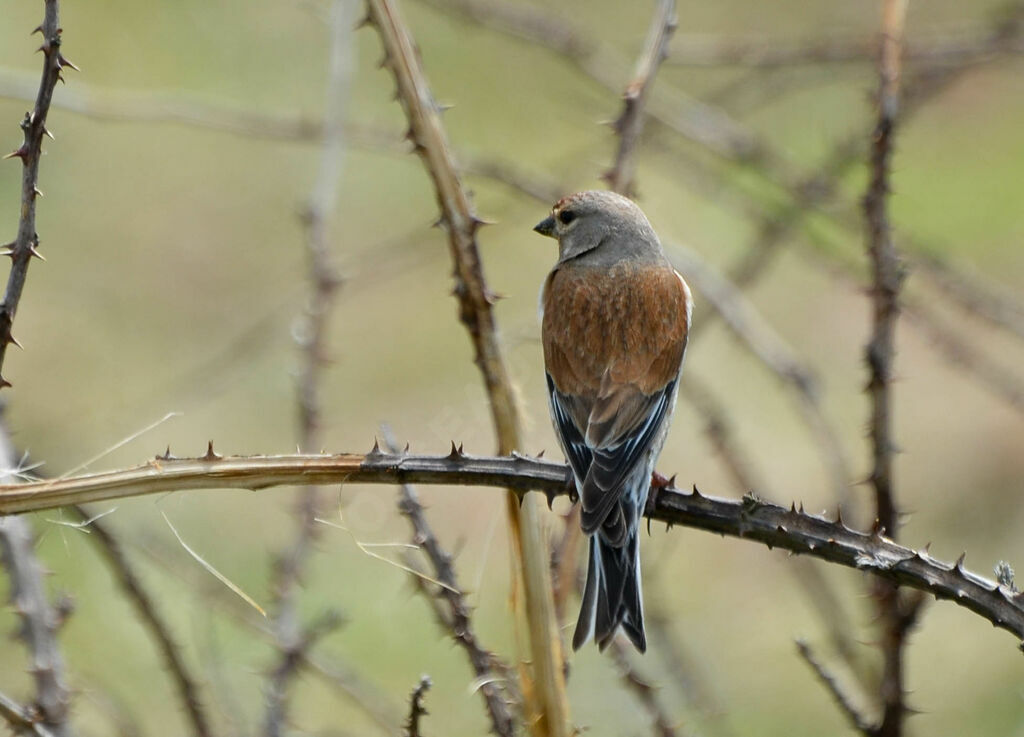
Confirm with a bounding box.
[390,435,516,737]
[0,0,72,387]
[605,0,676,196]
[361,1,568,734]
[265,4,353,734]
[795,640,873,734]
[1,448,1023,645]
[404,676,432,737]
[607,639,679,737]
[70,507,212,737]
[863,2,912,734]
[0,410,73,737]
[0,689,58,737]
[665,24,1024,67]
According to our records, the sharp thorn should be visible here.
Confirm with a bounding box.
[203,441,221,461]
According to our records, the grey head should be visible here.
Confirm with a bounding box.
[533,190,664,266]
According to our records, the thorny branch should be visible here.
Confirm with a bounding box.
[361,1,569,734]
[0,0,73,388]
[404,676,432,737]
[395,483,516,732]
[1,447,1023,645]
[387,432,517,737]
[0,689,56,737]
[863,2,916,736]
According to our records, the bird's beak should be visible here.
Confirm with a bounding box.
[533,215,556,238]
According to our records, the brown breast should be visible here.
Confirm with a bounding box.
[542,259,690,399]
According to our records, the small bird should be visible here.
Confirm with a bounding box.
[535,191,691,653]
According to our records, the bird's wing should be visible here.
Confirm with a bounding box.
[543,264,691,538]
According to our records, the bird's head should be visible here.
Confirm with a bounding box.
[533,190,662,265]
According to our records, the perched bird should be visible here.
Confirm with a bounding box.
[535,191,691,653]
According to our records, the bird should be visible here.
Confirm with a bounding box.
[535,190,691,653]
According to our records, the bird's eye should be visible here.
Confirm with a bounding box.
[557,209,576,225]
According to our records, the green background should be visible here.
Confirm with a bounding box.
[0,0,1022,734]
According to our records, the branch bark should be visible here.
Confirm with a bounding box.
[863,2,912,734]
[0,0,71,387]
[361,1,568,734]
[0,448,1022,646]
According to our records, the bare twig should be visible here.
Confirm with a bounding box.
[264,611,344,737]
[404,676,432,737]
[668,242,852,506]
[69,506,212,737]
[863,3,913,734]
[265,4,353,735]
[605,0,676,196]
[904,298,1024,414]
[422,0,1024,352]
[1,448,1023,645]
[361,1,568,733]
[386,431,516,737]
[607,639,679,737]
[796,640,873,734]
[0,421,73,737]
[0,690,58,737]
[666,23,1024,67]
[0,0,71,387]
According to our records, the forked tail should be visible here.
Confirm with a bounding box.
[572,528,645,652]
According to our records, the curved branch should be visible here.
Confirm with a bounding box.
[0,447,1022,646]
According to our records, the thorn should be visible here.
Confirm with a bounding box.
[0,243,12,258]
[42,127,54,141]
[354,14,372,29]
[367,437,382,457]
[790,501,797,513]
[955,553,966,571]
[457,442,464,457]
[57,54,80,72]
[202,441,221,461]
[2,148,26,161]
[691,484,702,498]
[0,376,11,390]
[537,449,545,459]
[31,25,43,35]
[6,334,21,349]
[646,517,652,536]
[403,442,410,454]
[32,187,43,199]
[798,502,805,514]
[835,507,844,526]
[544,488,556,510]
[29,244,45,261]
[446,441,460,461]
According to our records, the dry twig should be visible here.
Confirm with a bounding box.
[607,639,679,737]
[862,3,918,735]
[69,506,212,737]
[0,417,73,737]
[0,0,72,387]
[404,676,432,737]
[387,432,517,737]
[605,0,676,196]
[796,640,873,734]
[361,1,568,733]
[264,4,353,734]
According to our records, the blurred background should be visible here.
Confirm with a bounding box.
[0,0,1022,734]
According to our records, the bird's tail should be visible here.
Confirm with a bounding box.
[572,527,645,653]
